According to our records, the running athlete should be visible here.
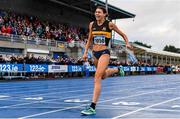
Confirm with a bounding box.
[81,6,132,115]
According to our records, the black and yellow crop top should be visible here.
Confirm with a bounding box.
[92,20,112,46]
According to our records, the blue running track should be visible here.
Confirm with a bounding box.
[0,74,180,118]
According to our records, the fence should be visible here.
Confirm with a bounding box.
[0,63,173,80]
[0,34,84,49]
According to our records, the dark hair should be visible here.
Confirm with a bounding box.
[96,6,107,14]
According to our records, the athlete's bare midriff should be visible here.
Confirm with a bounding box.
[92,44,108,51]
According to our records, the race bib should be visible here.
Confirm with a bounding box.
[94,35,105,45]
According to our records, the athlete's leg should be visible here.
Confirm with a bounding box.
[92,50,116,80]
[92,54,110,103]
[93,56,98,68]
[102,68,119,79]
[81,54,110,115]
[94,57,119,79]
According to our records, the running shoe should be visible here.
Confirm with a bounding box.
[118,66,125,76]
[81,107,96,115]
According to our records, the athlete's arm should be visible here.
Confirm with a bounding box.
[109,22,132,49]
[83,22,93,61]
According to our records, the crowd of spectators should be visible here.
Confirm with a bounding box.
[0,54,86,65]
[0,9,87,42]
[0,54,179,78]
[0,54,126,66]
[0,54,128,66]
[0,54,169,67]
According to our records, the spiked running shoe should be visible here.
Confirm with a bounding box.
[118,66,125,76]
[81,107,96,115]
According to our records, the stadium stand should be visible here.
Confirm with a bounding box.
[0,0,179,80]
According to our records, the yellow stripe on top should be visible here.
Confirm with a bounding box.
[92,31,111,39]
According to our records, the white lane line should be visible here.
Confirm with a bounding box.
[64,99,89,103]
[0,87,139,107]
[112,101,140,106]
[1,79,180,108]
[0,83,129,99]
[112,97,180,119]
[0,86,144,108]
[1,80,178,108]
[147,108,180,113]
[0,77,136,90]
[0,77,146,95]
[0,74,177,89]
[17,104,87,119]
[1,74,180,99]
[18,87,177,119]
[2,78,180,101]
[0,95,10,98]
[0,78,165,101]
[5,106,180,113]
[0,78,151,95]
[24,97,43,101]
[171,105,180,108]
[1,75,177,94]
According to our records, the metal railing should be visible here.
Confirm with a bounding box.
[0,34,86,49]
[0,34,123,60]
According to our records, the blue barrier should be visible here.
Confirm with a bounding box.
[0,64,23,72]
[153,67,157,71]
[123,66,131,72]
[89,66,96,72]
[0,64,160,73]
[140,67,146,71]
[25,64,48,72]
[68,65,83,72]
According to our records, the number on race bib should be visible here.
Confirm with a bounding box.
[94,35,105,45]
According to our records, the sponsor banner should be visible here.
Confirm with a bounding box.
[140,67,146,71]
[146,67,152,71]
[123,66,131,72]
[68,65,83,72]
[152,67,157,71]
[0,64,159,73]
[48,65,68,73]
[25,64,48,72]
[0,64,23,72]
[130,66,136,72]
[89,66,96,72]
[136,66,140,71]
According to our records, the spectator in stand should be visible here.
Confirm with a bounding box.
[6,24,12,35]
[66,33,73,43]
[45,24,50,33]
[36,23,43,38]
[0,16,4,27]
[0,9,88,43]
[16,55,24,63]
[0,55,5,63]
[46,31,51,39]
[1,24,7,35]
[59,33,66,41]
[10,55,17,63]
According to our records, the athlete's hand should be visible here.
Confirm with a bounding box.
[83,53,88,61]
[126,43,133,50]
